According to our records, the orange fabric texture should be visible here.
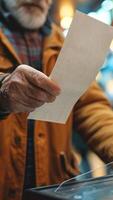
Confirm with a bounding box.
[74,81,113,163]
[0,22,113,200]
[0,24,78,200]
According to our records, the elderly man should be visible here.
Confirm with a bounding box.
[1,0,113,200]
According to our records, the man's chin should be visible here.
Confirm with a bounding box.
[13,12,47,30]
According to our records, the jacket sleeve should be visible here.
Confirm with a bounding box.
[0,34,18,119]
[74,80,113,163]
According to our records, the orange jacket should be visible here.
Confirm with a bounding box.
[0,22,113,200]
[0,24,78,200]
[74,81,113,164]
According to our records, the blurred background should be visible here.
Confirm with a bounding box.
[50,0,113,179]
[51,0,113,36]
[51,0,113,104]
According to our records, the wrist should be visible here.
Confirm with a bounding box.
[0,73,11,118]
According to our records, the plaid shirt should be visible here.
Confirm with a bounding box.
[1,21,43,189]
[3,27,43,70]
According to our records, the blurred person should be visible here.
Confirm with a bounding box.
[0,1,113,200]
[77,0,104,13]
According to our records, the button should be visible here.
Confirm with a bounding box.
[38,133,44,138]
[8,188,17,198]
[14,136,21,146]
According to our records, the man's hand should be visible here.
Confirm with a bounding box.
[0,65,61,113]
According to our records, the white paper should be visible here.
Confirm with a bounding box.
[28,11,113,123]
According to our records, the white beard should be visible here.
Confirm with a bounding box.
[8,6,48,29]
[3,0,51,29]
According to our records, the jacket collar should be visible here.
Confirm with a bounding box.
[0,23,63,74]
[0,28,22,64]
[0,26,54,67]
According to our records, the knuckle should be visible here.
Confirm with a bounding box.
[8,80,24,100]
[9,79,20,90]
[16,68,26,79]
[17,64,27,71]
[17,65,29,76]
[8,83,18,99]
[32,71,46,86]
[17,65,24,72]
[31,72,38,80]
[37,90,46,101]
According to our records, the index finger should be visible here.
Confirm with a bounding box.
[24,65,61,96]
[38,75,61,96]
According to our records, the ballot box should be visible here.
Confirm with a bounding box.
[24,174,113,200]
